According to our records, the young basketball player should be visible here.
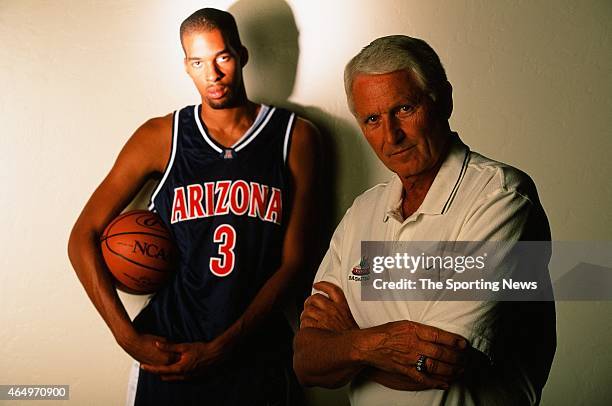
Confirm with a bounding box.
[67,8,317,405]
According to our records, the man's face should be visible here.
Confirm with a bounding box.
[351,69,449,180]
[182,28,244,109]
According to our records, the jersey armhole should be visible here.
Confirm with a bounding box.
[148,110,179,211]
[282,112,296,165]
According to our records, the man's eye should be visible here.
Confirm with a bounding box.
[217,55,230,63]
[192,61,202,68]
[398,105,414,115]
[365,115,379,124]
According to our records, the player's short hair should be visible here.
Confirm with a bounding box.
[180,8,243,52]
[344,35,448,114]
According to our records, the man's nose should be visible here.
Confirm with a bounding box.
[384,116,404,145]
[205,62,222,82]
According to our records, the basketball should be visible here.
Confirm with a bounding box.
[100,210,176,294]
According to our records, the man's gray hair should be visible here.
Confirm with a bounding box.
[344,35,448,113]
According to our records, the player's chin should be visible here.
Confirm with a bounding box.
[206,94,235,110]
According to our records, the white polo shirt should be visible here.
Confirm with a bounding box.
[314,133,548,405]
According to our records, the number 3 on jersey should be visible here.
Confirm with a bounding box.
[209,224,236,277]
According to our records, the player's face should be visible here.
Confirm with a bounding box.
[351,69,449,180]
[183,28,245,109]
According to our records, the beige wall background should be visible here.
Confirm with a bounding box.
[1,0,610,405]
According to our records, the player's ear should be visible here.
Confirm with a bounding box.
[239,46,249,68]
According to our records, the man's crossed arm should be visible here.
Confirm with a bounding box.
[293,281,468,391]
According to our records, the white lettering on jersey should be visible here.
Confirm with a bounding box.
[171,180,282,225]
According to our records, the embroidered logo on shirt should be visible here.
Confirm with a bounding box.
[349,257,370,281]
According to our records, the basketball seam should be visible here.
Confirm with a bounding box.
[103,231,172,241]
[103,211,134,238]
[103,238,170,274]
[102,210,154,239]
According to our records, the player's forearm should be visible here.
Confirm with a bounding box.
[215,262,302,349]
[293,327,365,388]
[67,224,136,344]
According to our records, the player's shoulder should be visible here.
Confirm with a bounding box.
[292,116,319,140]
[136,113,173,138]
[129,113,173,150]
[121,113,173,173]
[267,105,319,137]
[286,114,319,163]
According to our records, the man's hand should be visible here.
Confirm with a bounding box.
[355,320,467,389]
[139,339,226,381]
[118,333,176,366]
[296,281,467,391]
[300,281,358,331]
[359,368,456,391]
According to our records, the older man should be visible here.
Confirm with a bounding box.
[293,35,555,405]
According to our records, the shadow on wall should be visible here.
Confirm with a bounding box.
[229,0,373,237]
[229,0,298,103]
[228,1,364,405]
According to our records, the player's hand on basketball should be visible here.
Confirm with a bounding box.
[140,340,225,381]
[300,281,358,331]
[354,320,468,389]
[119,333,176,366]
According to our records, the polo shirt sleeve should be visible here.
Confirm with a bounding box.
[420,188,537,356]
[312,207,351,292]
[459,165,550,241]
[459,189,532,241]
[449,187,555,405]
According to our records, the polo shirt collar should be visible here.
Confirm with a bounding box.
[383,132,469,222]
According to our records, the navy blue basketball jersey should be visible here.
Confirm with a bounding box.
[132,104,301,405]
